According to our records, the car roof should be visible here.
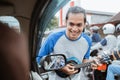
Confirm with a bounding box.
[0,0,48,36]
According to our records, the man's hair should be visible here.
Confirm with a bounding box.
[65,6,86,23]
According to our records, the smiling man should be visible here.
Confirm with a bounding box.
[37,6,93,80]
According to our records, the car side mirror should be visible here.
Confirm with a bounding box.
[41,54,66,71]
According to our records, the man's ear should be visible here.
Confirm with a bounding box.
[83,23,86,32]
[83,28,85,32]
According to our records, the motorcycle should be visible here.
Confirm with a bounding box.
[31,49,120,80]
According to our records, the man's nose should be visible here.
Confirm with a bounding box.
[72,26,78,31]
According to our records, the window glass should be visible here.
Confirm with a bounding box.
[37,0,70,53]
[0,16,20,33]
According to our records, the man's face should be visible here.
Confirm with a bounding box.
[66,13,85,40]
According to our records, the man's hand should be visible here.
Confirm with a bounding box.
[83,58,102,70]
[91,57,102,70]
[91,62,98,70]
[60,63,78,75]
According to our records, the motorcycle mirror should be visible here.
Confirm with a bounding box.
[42,54,66,71]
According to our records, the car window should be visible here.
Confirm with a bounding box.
[0,16,20,33]
[36,0,70,54]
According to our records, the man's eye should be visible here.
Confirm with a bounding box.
[69,22,74,26]
[77,23,82,27]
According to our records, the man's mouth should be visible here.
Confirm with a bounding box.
[71,33,77,36]
[71,31,78,36]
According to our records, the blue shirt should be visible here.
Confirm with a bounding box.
[36,29,92,64]
[92,33,101,42]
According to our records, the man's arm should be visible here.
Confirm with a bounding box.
[83,58,98,70]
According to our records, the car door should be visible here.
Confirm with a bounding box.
[29,0,70,74]
[0,0,70,77]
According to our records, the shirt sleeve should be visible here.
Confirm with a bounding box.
[83,33,92,59]
[100,38,107,46]
[36,34,55,63]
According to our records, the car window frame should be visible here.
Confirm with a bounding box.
[29,0,70,72]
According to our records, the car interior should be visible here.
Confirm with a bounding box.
[0,0,70,77]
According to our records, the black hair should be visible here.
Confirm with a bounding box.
[93,30,99,33]
[65,6,86,23]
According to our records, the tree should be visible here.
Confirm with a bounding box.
[47,16,58,30]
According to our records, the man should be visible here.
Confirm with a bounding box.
[106,49,120,80]
[106,23,120,80]
[91,23,117,53]
[90,23,117,80]
[106,63,120,80]
[90,26,101,45]
[36,6,96,80]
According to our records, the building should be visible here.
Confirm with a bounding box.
[58,0,115,28]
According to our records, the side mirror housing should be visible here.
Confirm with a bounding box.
[41,54,66,71]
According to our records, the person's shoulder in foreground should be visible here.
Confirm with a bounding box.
[0,22,30,80]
